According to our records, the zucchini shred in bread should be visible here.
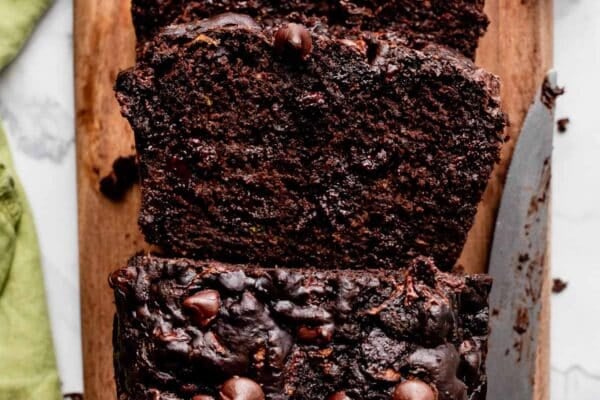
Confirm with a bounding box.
[131,0,489,58]
[110,255,491,400]
[115,22,505,272]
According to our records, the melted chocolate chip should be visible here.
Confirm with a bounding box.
[220,377,265,400]
[392,380,436,400]
[297,323,335,343]
[199,12,260,31]
[329,391,352,400]
[408,345,467,400]
[459,340,481,373]
[423,297,455,343]
[273,23,312,60]
[273,301,332,323]
[183,289,221,327]
[219,271,248,292]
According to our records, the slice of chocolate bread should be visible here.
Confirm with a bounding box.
[116,22,505,272]
[131,0,489,58]
[110,255,491,400]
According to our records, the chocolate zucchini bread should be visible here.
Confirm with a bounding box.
[110,255,491,400]
[131,0,488,58]
[115,21,505,272]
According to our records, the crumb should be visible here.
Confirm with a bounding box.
[513,307,529,335]
[557,118,570,133]
[99,155,139,201]
[541,78,565,109]
[552,278,568,294]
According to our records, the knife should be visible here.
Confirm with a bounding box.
[486,71,558,400]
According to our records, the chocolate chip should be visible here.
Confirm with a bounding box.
[328,391,352,400]
[423,298,455,343]
[274,23,312,60]
[183,289,221,327]
[458,340,482,379]
[147,388,161,400]
[108,267,137,293]
[99,155,139,202]
[408,345,466,400]
[193,396,216,400]
[392,380,436,400]
[201,12,260,31]
[273,301,332,323]
[297,323,335,343]
[220,377,265,400]
[219,271,248,292]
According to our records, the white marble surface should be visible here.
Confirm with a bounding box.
[0,0,598,397]
[551,0,600,398]
[0,0,82,395]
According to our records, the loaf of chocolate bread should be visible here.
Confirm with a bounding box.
[116,22,504,271]
[110,255,491,400]
[131,0,488,58]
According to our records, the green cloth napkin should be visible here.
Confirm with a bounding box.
[0,126,61,400]
[0,0,52,68]
[0,0,61,399]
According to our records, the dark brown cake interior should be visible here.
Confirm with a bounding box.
[131,0,488,58]
[116,25,504,272]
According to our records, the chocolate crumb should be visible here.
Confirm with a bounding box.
[541,78,565,109]
[552,278,568,294]
[557,118,570,133]
[99,155,139,201]
[514,308,529,335]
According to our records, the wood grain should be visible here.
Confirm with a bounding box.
[461,0,554,275]
[74,1,141,399]
[75,1,553,399]
[465,2,553,399]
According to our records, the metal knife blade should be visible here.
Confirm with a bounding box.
[486,71,557,400]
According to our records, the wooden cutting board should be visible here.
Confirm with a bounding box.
[74,1,553,399]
